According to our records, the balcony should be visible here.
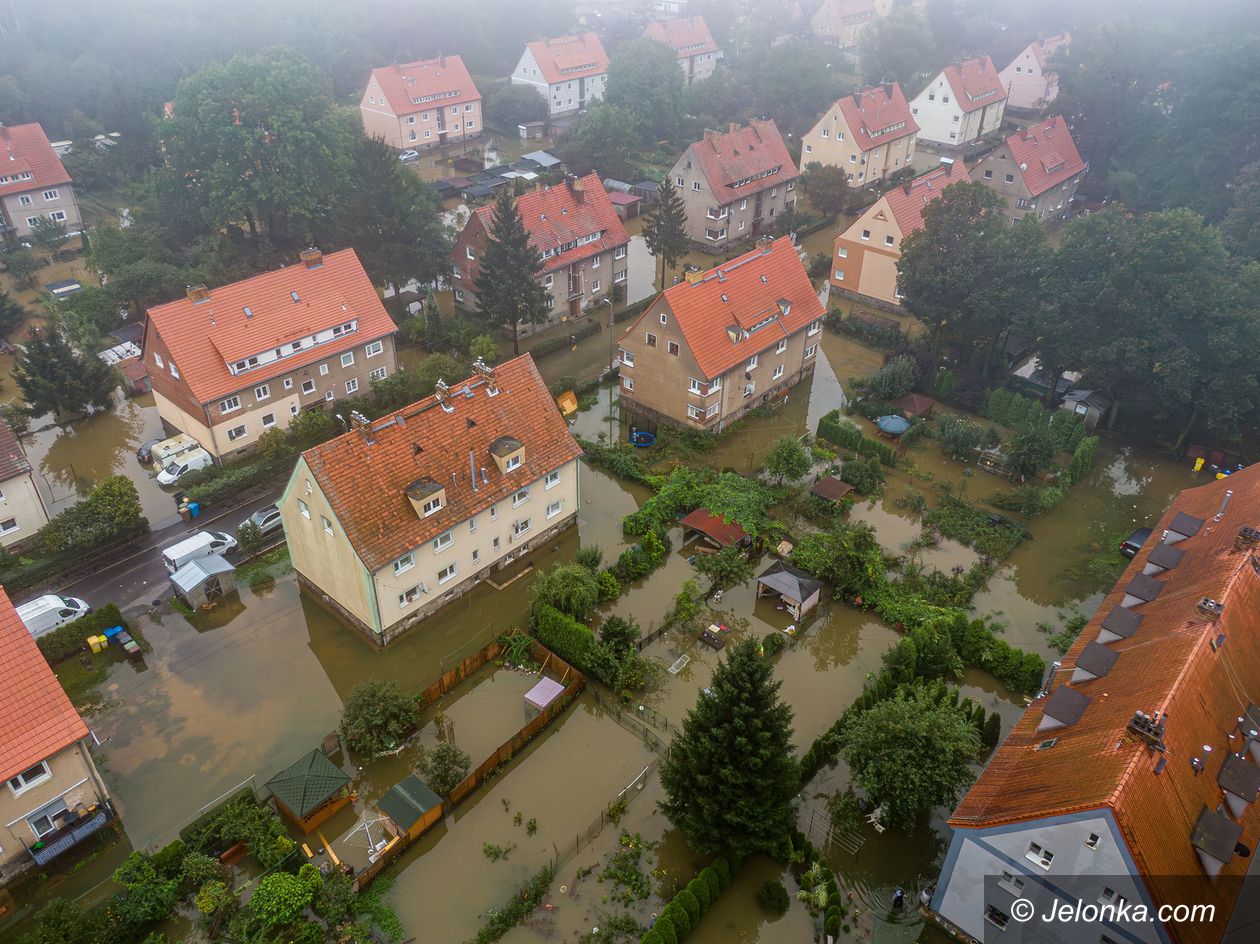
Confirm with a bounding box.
[28,805,114,866]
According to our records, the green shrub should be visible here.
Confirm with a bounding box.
[575,545,604,571]
[761,632,786,657]
[530,562,601,620]
[984,711,1003,748]
[664,901,691,937]
[866,355,917,401]
[712,856,732,890]
[688,877,711,912]
[817,410,896,465]
[1064,436,1099,486]
[937,414,984,460]
[757,879,790,915]
[179,456,285,507]
[340,678,421,756]
[641,931,666,944]
[36,604,127,664]
[701,866,722,901]
[652,914,679,944]
[596,569,621,602]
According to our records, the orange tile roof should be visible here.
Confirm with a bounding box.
[881,159,966,234]
[1004,115,1087,197]
[145,249,397,405]
[0,122,72,196]
[687,119,799,203]
[459,175,629,279]
[0,415,32,482]
[525,33,609,85]
[1023,32,1070,71]
[0,585,89,784]
[644,16,719,58]
[950,466,1260,942]
[302,354,582,572]
[623,237,823,380]
[834,83,919,153]
[367,56,481,116]
[680,509,747,547]
[941,56,1006,112]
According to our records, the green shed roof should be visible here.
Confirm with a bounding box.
[378,775,442,830]
[265,749,350,818]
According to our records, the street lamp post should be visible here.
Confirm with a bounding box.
[601,298,616,444]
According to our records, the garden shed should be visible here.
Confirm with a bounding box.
[680,509,749,549]
[524,676,565,717]
[810,476,854,504]
[378,775,444,842]
[266,749,352,832]
[755,561,823,621]
[896,393,935,419]
[169,554,237,608]
[1061,388,1111,431]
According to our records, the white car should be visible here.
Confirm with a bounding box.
[157,447,213,485]
[398,149,420,163]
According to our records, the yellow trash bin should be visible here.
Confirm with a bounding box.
[88,635,104,653]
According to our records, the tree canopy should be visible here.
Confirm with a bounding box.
[476,187,549,355]
[15,328,117,419]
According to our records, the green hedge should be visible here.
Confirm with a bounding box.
[817,409,896,466]
[526,317,601,359]
[534,604,618,686]
[614,294,657,325]
[640,856,737,943]
[179,456,289,506]
[37,604,127,664]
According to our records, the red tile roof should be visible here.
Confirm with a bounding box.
[525,33,609,85]
[624,237,823,381]
[881,159,966,234]
[941,56,1006,113]
[0,585,89,784]
[302,354,582,572]
[367,56,481,116]
[459,175,629,279]
[644,16,719,59]
[0,122,72,197]
[1004,115,1087,197]
[1024,32,1070,71]
[0,415,32,482]
[680,508,748,547]
[145,249,397,405]
[835,83,919,153]
[687,119,799,203]
[949,466,1260,942]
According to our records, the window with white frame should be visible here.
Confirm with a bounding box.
[689,377,703,394]
[621,349,634,367]
[284,377,294,389]
[6,761,51,797]
[834,269,845,281]
[688,404,703,420]
[319,363,330,376]
[591,255,600,268]
[394,552,415,574]
[772,364,784,380]
[706,403,720,418]
[591,279,600,292]
[743,382,755,397]
[422,495,442,516]
[42,189,59,201]
[514,518,531,537]
[545,470,560,489]
[220,395,241,414]
[437,562,458,584]
[998,871,1025,896]
[884,235,894,246]
[861,229,871,240]
[366,340,384,357]
[622,376,634,391]
[512,487,529,506]
[153,352,165,368]
[432,530,453,553]
[227,424,247,442]
[808,320,821,336]
[18,194,32,206]
[614,246,627,260]
[399,586,421,608]
[776,339,787,354]
[341,351,355,367]
[262,413,276,429]
[345,378,359,394]
[805,344,817,358]
[370,367,387,381]
[543,273,554,287]
[254,383,270,401]
[298,499,311,519]
[505,454,521,472]
[546,500,562,519]
[322,515,334,535]
[1025,842,1054,869]
[302,379,316,395]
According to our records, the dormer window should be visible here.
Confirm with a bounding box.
[405,477,445,519]
[422,495,442,516]
[506,455,521,472]
[490,436,524,474]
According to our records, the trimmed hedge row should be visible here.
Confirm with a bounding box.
[534,604,618,687]
[640,857,735,944]
[526,317,601,359]
[37,604,128,664]
[817,409,897,466]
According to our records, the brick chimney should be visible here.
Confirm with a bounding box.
[300,247,324,269]
[187,284,210,303]
[567,174,585,202]
[728,122,740,134]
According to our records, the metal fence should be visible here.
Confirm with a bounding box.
[550,761,656,870]
[589,689,678,752]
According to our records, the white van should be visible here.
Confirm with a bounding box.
[17,594,92,639]
[162,530,238,573]
[157,447,214,485]
[150,434,201,466]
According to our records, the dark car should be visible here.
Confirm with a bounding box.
[1119,527,1152,559]
[136,438,162,464]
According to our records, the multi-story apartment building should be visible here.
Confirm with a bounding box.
[644,16,723,85]
[668,120,799,250]
[829,159,964,308]
[649,0,688,19]
[282,354,581,645]
[511,33,609,117]
[970,116,1087,224]
[0,122,82,245]
[909,57,1008,148]
[0,586,112,881]
[998,33,1070,113]
[142,249,399,460]
[800,83,918,185]
[932,466,1260,944]
[450,174,629,331]
[810,0,876,49]
[359,56,482,152]
[0,417,49,550]
[617,237,823,432]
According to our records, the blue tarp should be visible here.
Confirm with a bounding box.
[875,415,911,435]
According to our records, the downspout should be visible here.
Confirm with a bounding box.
[79,738,112,807]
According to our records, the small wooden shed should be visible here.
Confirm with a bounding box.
[378,775,444,843]
[266,749,352,833]
[896,393,935,419]
[756,561,823,621]
[680,508,749,549]
[810,476,854,504]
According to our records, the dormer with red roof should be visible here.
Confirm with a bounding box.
[616,237,824,431]
[0,122,82,243]
[830,159,965,307]
[970,116,1087,224]
[142,248,399,459]
[668,120,799,249]
[644,16,723,85]
[511,33,609,116]
[909,56,1008,148]
[450,175,630,333]
[0,585,112,875]
[360,55,482,152]
[800,83,919,184]
[999,33,1070,113]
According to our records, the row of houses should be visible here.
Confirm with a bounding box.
[361,16,722,151]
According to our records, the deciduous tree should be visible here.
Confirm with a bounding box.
[799,162,849,218]
[693,544,754,592]
[606,38,685,144]
[420,742,472,797]
[340,678,420,756]
[764,435,810,484]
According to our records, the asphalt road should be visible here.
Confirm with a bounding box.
[38,489,285,611]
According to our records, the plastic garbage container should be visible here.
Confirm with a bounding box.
[188,502,201,518]
[180,506,192,523]
[103,625,124,639]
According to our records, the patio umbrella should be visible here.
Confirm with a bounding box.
[875,415,911,436]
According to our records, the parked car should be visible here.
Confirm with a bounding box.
[150,433,201,465]
[162,530,238,573]
[157,447,214,485]
[17,594,91,638]
[247,504,283,536]
[137,438,162,464]
[398,149,420,163]
[1119,527,1152,559]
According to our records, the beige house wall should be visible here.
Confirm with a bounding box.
[0,184,83,239]
[0,741,108,872]
[799,102,916,184]
[0,471,49,550]
[830,200,905,306]
[970,145,1084,225]
[668,150,797,249]
[359,75,482,151]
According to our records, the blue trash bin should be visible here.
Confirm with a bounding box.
[188,502,201,517]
